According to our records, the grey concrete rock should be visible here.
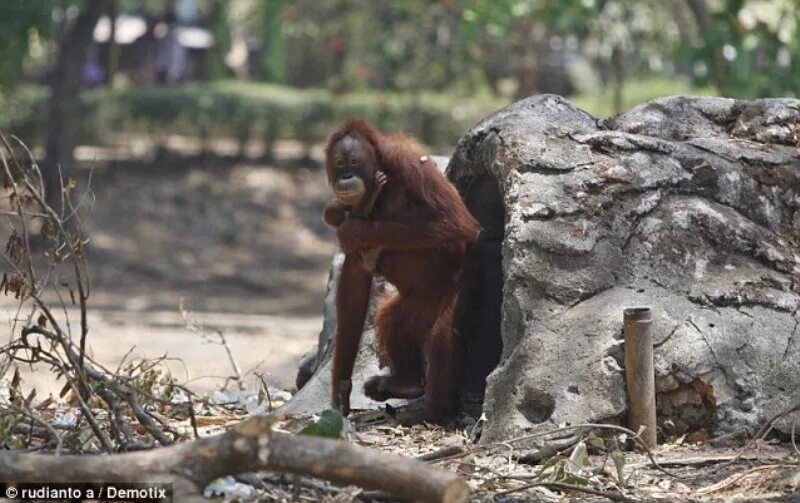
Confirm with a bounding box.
[286,95,799,442]
[447,94,799,442]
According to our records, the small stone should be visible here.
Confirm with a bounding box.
[656,375,680,393]
[521,203,552,219]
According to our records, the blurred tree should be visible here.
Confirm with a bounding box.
[44,0,105,209]
[207,0,231,79]
[460,0,684,106]
[461,0,797,100]
[460,0,594,98]
[105,0,119,85]
[0,1,54,89]
[685,0,799,97]
[260,0,287,83]
[584,1,683,113]
[0,0,796,169]
[280,0,352,88]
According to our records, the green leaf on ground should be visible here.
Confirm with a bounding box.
[299,409,344,438]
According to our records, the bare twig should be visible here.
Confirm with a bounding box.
[179,300,244,390]
[695,463,800,496]
[4,403,63,454]
[494,480,628,501]
[125,389,173,446]
[500,422,679,478]
[95,386,138,448]
[628,453,795,469]
[254,371,273,413]
[756,403,800,440]
[0,137,180,455]
[438,423,679,479]
[417,444,466,462]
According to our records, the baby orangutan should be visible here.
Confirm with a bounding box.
[324,169,387,272]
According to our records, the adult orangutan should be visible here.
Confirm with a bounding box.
[323,120,480,423]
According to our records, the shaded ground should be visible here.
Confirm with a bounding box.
[2,143,335,393]
[85,149,334,316]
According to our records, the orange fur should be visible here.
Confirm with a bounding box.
[326,120,480,423]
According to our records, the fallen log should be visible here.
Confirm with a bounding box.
[0,416,469,503]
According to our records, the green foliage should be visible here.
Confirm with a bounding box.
[260,0,287,83]
[462,0,593,41]
[0,81,506,149]
[0,85,49,142]
[298,409,344,439]
[1,0,794,150]
[0,76,725,148]
[7,1,798,96]
[207,0,231,80]
[460,0,796,99]
[569,75,718,118]
[687,0,800,97]
[0,0,58,89]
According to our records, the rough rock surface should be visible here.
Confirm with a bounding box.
[447,95,799,442]
[287,96,800,442]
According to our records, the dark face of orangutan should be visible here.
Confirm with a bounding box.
[327,135,378,208]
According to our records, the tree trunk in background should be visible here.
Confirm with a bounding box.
[261,0,287,82]
[685,0,710,31]
[106,0,119,85]
[208,0,230,80]
[44,0,105,210]
[515,26,540,100]
[611,44,625,114]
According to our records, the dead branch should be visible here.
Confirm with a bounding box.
[629,453,798,469]
[0,416,470,503]
[756,402,800,440]
[495,422,680,478]
[180,300,244,390]
[417,444,466,462]
[20,325,175,447]
[0,136,181,453]
[515,435,579,464]
[5,403,62,453]
[254,371,274,413]
[494,480,628,501]
[695,463,800,497]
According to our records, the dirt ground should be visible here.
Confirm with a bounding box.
[175,408,800,502]
[2,142,336,395]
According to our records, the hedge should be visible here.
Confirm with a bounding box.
[0,81,507,154]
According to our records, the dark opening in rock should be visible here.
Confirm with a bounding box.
[657,379,718,436]
[452,172,505,408]
[517,387,556,424]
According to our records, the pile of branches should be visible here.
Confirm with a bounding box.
[0,134,185,453]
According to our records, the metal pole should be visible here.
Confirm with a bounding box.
[623,307,657,449]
